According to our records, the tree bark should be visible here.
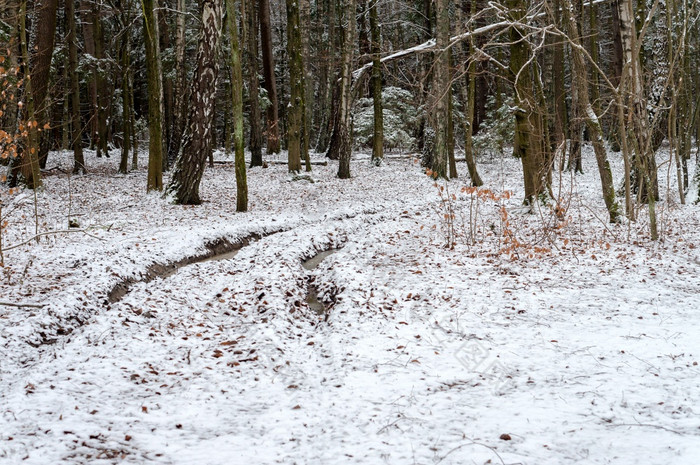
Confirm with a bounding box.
[286,0,304,173]
[144,0,164,191]
[245,0,263,167]
[226,0,247,211]
[508,0,547,205]
[564,0,620,222]
[369,0,383,165]
[334,0,356,179]
[462,0,483,186]
[430,0,449,179]
[168,0,188,165]
[259,0,280,154]
[167,0,223,205]
[11,0,43,189]
[67,0,86,174]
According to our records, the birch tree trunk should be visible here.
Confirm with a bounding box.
[167,0,223,204]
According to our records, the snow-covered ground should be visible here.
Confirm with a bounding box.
[1,147,699,464]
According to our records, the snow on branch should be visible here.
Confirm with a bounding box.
[352,21,511,85]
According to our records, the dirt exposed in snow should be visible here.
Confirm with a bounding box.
[1,147,699,464]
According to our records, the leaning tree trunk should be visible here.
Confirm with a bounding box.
[144,0,164,192]
[226,0,247,211]
[286,0,304,173]
[167,0,223,205]
[259,0,280,154]
[333,0,356,179]
[67,0,86,174]
[564,0,620,223]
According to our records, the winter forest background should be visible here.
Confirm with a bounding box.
[1,0,700,463]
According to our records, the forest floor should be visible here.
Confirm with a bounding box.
[1,146,700,465]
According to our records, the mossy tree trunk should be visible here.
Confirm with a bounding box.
[508,0,548,206]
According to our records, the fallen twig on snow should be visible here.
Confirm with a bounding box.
[2,228,104,253]
[0,300,45,309]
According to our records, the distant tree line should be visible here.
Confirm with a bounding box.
[1,0,699,236]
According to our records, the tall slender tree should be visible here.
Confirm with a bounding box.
[67,0,86,174]
[430,0,449,179]
[226,0,247,211]
[259,0,280,154]
[245,0,263,167]
[167,0,223,204]
[144,0,164,191]
[286,0,304,173]
[335,0,356,179]
[369,0,383,165]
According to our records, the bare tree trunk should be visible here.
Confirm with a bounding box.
[300,0,312,167]
[617,0,657,237]
[286,0,305,173]
[245,0,263,167]
[335,0,356,179]
[144,0,164,191]
[168,0,188,165]
[67,0,86,174]
[369,0,383,165]
[462,0,483,186]
[259,0,280,154]
[93,3,109,160]
[430,0,449,179]
[508,0,547,205]
[564,0,620,222]
[226,0,247,211]
[11,0,47,189]
[167,0,223,204]
[118,12,131,175]
[159,4,173,171]
[552,0,568,166]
